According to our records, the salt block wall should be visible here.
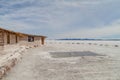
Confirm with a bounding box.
[4,32,8,45]
[16,36,20,43]
[34,37,41,45]
[19,36,28,45]
[19,41,41,46]
[34,37,41,40]
[19,36,42,46]
[20,36,28,41]
[4,32,18,45]
[9,34,16,44]
[0,31,4,46]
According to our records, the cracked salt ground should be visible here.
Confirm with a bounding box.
[1,41,120,80]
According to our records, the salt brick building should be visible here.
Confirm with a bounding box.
[0,27,46,49]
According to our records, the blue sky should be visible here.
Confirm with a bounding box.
[0,0,120,39]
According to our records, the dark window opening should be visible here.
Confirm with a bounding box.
[7,34,10,44]
[16,35,18,43]
[28,36,34,42]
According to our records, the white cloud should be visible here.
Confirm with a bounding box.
[1,0,80,30]
[57,19,120,38]
[57,0,115,8]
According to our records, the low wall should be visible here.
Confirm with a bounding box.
[0,44,27,79]
[0,42,43,79]
[19,41,42,47]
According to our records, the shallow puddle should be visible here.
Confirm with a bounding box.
[50,51,104,58]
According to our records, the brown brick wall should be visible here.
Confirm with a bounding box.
[4,32,19,45]
[19,36,28,41]
[9,34,16,44]
[4,32,7,45]
[0,30,4,46]
[34,37,40,41]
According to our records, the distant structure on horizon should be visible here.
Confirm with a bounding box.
[57,38,120,41]
[0,27,46,50]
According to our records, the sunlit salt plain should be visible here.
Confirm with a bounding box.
[2,40,120,80]
[46,40,120,58]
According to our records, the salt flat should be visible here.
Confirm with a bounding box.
[2,40,120,80]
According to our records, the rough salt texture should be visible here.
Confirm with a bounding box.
[0,43,43,79]
[1,40,120,80]
[0,44,27,79]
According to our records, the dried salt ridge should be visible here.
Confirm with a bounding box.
[0,27,46,79]
[0,45,27,79]
[0,44,44,79]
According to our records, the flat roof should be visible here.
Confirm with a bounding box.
[0,27,47,38]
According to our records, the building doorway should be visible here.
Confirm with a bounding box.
[16,35,18,43]
[28,36,34,42]
[7,34,10,44]
[41,37,45,45]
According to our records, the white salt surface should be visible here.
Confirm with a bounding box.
[0,45,26,66]
[2,40,120,80]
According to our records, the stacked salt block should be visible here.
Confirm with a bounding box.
[0,45,27,79]
[0,59,16,79]
[19,41,41,48]
[0,43,41,79]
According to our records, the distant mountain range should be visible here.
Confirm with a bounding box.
[56,38,120,41]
